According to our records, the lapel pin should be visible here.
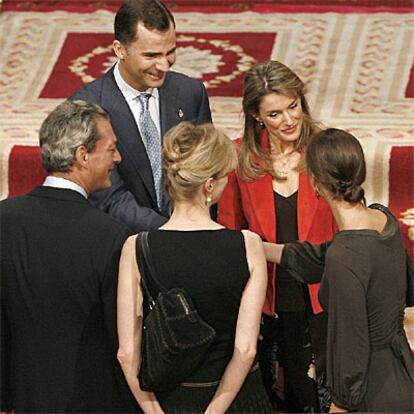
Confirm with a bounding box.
[178,109,184,118]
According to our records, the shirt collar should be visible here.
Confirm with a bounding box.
[43,176,88,199]
[113,61,159,103]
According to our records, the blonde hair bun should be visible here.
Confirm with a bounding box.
[163,122,237,202]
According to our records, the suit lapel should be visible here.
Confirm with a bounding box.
[159,73,180,138]
[100,68,156,205]
[297,172,318,241]
[246,174,276,242]
[243,129,276,242]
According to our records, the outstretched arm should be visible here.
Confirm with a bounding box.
[264,240,332,284]
[117,235,164,414]
[205,230,267,414]
[263,241,284,264]
[91,167,168,232]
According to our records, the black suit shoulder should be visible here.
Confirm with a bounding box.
[83,202,131,235]
[1,188,131,244]
[69,72,108,103]
[164,70,207,96]
[166,70,204,86]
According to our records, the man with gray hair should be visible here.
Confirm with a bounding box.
[0,100,140,412]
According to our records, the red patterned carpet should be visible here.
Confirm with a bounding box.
[2,0,414,11]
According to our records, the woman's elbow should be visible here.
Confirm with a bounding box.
[236,343,257,364]
[117,347,136,372]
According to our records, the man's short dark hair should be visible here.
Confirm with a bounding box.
[114,0,175,45]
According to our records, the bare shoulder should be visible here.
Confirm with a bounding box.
[119,234,140,283]
[241,230,264,256]
[121,234,138,255]
[125,234,137,246]
[241,230,266,276]
[241,229,262,245]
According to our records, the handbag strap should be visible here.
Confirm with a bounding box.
[136,232,166,307]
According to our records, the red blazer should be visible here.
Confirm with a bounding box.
[218,131,337,316]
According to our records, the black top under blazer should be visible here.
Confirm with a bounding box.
[0,186,139,412]
[70,67,212,232]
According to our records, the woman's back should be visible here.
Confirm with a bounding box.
[320,204,413,411]
[147,228,249,382]
[117,122,271,413]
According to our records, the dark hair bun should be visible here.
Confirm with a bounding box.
[307,128,366,205]
[341,184,365,204]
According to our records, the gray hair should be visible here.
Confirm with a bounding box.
[39,100,109,173]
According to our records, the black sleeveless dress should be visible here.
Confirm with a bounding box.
[144,229,272,413]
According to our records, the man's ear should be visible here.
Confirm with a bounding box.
[75,145,89,167]
[113,40,126,60]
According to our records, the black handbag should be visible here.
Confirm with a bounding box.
[135,231,216,392]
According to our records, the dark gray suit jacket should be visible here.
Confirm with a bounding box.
[70,67,212,231]
[0,186,139,412]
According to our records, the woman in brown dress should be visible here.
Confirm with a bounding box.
[265,128,414,412]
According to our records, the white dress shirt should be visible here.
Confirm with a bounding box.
[113,61,161,137]
[43,176,88,199]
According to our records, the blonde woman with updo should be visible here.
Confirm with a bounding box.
[116,122,273,414]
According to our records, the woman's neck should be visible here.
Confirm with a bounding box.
[327,199,386,232]
[328,200,366,231]
[269,135,296,155]
[160,199,222,230]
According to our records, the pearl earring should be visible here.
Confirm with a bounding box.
[205,195,212,206]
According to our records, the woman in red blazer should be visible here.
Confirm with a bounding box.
[218,60,337,413]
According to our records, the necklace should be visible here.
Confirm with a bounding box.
[276,157,289,178]
[271,150,295,178]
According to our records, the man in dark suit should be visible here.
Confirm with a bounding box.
[0,100,140,412]
[70,0,212,232]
